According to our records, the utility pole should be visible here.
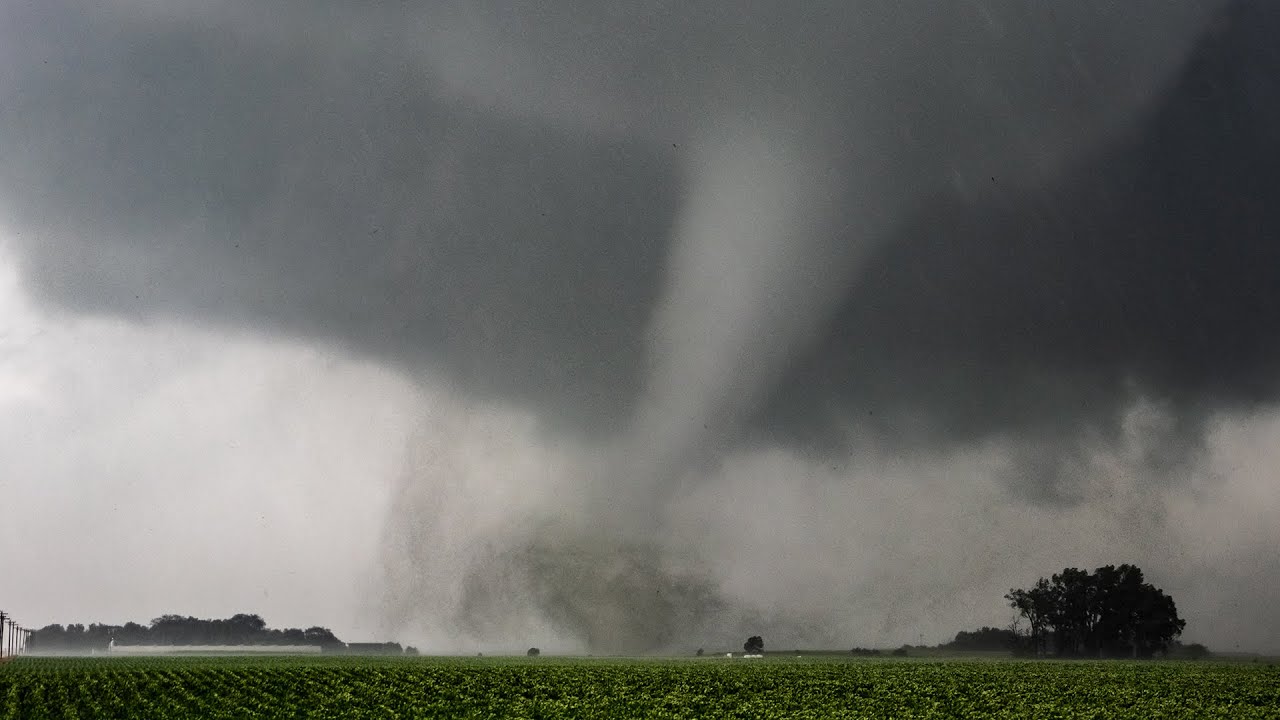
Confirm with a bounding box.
[1,611,7,659]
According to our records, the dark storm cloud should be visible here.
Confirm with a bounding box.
[0,2,674,434]
[755,1,1280,498]
[5,1,1267,463]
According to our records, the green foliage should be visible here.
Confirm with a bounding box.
[1,655,1277,718]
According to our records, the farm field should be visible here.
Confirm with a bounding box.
[2,655,1277,718]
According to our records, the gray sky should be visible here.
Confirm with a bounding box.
[1,0,1277,653]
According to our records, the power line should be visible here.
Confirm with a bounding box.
[1,612,32,658]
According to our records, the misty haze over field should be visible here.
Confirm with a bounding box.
[1,1,1277,653]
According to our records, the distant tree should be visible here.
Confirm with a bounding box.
[696,648,704,657]
[1171,642,1211,660]
[117,622,147,645]
[149,615,192,644]
[743,636,764,654]
[303,626,343,650]
[28,624,66,652]
[527,647,541,657]
[229,614,267,633]
[944,627,1019,652]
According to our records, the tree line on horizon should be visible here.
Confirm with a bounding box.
[29,565,1189,658]
[27,613,344,652]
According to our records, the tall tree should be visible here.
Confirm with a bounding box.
[1005,578,1054,656]
[1008,565,1184,658]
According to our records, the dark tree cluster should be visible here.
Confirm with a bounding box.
[28,614,343,652]
[943,627,1021,652]
[743,636,764,654]
[1006,565,1185,658]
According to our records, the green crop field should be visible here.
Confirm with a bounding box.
[2,655,1277,718]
